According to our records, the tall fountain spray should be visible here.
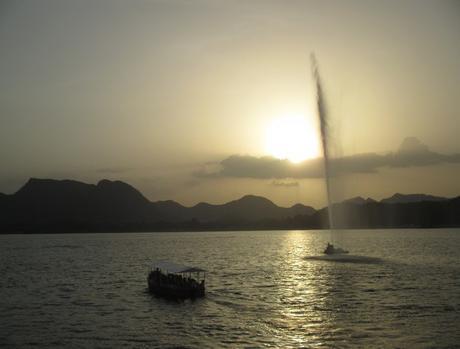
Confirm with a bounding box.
[311,54,349,255]
[311,54,334,231]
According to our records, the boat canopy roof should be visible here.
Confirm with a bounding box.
[152,261,206,274]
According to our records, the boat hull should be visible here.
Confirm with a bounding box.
[147,274,205,299]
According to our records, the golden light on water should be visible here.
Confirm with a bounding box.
[265,113,320,163]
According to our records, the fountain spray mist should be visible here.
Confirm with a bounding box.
[311,54,334,230]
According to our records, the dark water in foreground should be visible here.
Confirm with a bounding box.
[1,229,459,348]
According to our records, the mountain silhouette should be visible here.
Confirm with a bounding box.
[0,178,315,232]
[184,195,315,222]
[380,193,447,204]
[0,178,459,233]
[342,196,377,205]
[323,196,460,229]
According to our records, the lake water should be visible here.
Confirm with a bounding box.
[1,229,459,348]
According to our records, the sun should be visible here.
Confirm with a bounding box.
[265,113,320,163]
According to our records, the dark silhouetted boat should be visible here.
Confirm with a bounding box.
[147,261,205,299]
[324,242,349,255]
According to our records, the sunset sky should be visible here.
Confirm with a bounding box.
[1,0,459,207]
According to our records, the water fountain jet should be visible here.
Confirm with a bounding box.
[306,55,384,264]
[310,54,348,255]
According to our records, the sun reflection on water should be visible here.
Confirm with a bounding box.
[269,230,337,347]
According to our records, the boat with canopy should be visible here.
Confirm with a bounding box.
[147,261,206,299]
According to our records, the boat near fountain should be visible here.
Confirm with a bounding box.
[324,242,349,255]
[148,261,206,299]
[305,242,382,264]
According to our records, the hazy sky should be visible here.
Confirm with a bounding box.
[1,0,459,207]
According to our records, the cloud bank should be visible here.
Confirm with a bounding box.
[195,138,460,179]
[271,180,299,187]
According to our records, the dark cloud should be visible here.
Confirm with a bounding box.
[386,137,460,167]
[195,138,460,179]
[271,180,299,187]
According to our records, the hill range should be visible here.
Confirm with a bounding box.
[0,178,459,233]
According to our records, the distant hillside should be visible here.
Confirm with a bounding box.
[1,178,153,232]
[316,197,460,229]
[186,195,315,222]
[0,178,315,233]
[342,196,377,205]
[0,178,459,233]
[380,193,448,204]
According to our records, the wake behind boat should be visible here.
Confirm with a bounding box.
[304,242,382,264]
[305,254,383,264]
[305,243,382,264]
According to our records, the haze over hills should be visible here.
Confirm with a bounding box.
[380,193,448,204]
[0,178,459,233]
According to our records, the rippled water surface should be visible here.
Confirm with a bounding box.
[1,229,460,348]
